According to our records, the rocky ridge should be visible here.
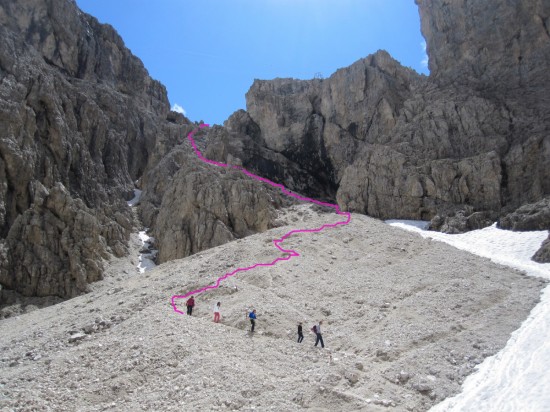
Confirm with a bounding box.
[138,127,294,264]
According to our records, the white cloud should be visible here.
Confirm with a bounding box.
[421,41,429,68]
[171,103,186,115]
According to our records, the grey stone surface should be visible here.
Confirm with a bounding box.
[533,234,550,263]
[139,139,294,264]
[0,0,187,298]
[203,1,550,228]
[416,0,550,98]
[0,211,544,411]
[2,0,550,299]
[499,197,550,231]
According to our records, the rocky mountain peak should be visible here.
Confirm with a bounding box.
[209,1,549,237]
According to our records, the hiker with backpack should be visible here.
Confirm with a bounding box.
[312,320,324,348]
[248,309,257,332]
[297,322,304,343]
[213,302,221,323]
[186,296,195,316]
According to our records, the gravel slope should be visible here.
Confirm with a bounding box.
[0,205,544,411]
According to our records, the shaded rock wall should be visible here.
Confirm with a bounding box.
[0,0,184,299]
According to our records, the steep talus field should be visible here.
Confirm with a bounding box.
[0,208,544,411]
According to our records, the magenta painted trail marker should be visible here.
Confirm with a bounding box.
[170,124,351,315]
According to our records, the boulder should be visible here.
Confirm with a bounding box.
[430,207,496,234]
[498,198,550,231]
[533,234,550,263]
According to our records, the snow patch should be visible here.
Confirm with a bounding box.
[386,220,550,411]
[137,230,157,274]
[127,189,142,207]
[171,103,186,115]
[386,221,549,278]
[386,219,430,231]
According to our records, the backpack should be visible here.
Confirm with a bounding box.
[311,325,317,333]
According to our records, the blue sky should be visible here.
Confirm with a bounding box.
[76,0,428,125]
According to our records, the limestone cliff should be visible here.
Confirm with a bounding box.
[138,126,293,264]
[204,0,550,236]
[0,0,187,299]
[0,0,292,300]
[417,0,550,98]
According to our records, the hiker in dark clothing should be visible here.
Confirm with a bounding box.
[297,322,304,343]
[248,309,257,332]
[186,296,195,316]
[314,320,324,348]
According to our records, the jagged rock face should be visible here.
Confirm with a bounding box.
[414,0,550,219]
[139,135,294,264]
[533,234,550,263]
[206,52,427,206]
[416,0,550,97]
[207,4,550,226]
[0,0,168,114]
[0,0,184,299]
[498,197,550,231]
[205,112,335,201]
[2,183,131,297]
[242,52,421,201]
[208,54,512,221]
[0,0,287,299]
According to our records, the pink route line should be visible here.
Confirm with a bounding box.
[170,123,351,315]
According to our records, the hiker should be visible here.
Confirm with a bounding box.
[313,320,324,348]
[297,322,304,343]
[213,302,221,323]
[248,309,257,332]
[186,296,195,316]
